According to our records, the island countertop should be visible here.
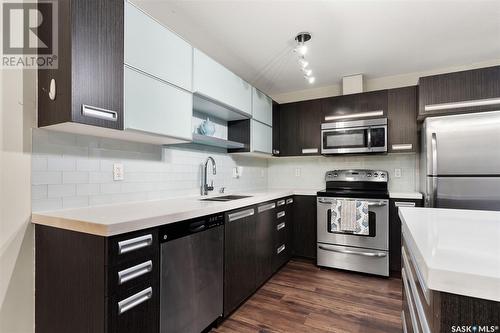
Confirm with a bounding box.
[31,189,316,236]
[399,207,500,302]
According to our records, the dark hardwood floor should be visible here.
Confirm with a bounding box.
[213,259,403,333]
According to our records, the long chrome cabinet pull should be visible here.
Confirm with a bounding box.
[277,211,285,219]
[402,269,420,333]
[318,245,387,257]
[277,200,285,206]
[286,198,293,204]
[228,208,254,222]
[402,246,430,305]
[118,260,153,285]
[395,202,416,208]
[82,104,118,121]
[258,203,275,213]
[424,97,500,112]
[318,197,387,207]
[277,244,286,254]
[118,287,152,315]
[118,234,153,255]
[276,222,286,231]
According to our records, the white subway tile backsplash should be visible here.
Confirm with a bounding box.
[32,129,268,211]
[63,171,89,184]
[32,185,48,199]
[32,171,62,185]
[32,157,48,171]
[32,198,63,212]
[47,157,76,171]
[47,184,76,198]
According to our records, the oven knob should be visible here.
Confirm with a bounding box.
[381,174,385,178]
[367,173,371,177]
[374,173,378,177]
[333,173,338,177]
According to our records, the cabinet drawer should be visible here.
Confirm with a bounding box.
[108,256,158,296]
[124,2,192,91]
[124,66,192,141]
[108,229,158,266]
[275,220,287,246]
[108,282,159,333]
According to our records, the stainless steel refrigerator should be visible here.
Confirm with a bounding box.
[420,110,500,211]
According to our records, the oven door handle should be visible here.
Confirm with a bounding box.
[318,198,386,207]
[318,245,387,258]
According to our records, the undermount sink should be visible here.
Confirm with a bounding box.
[200,195,252,202]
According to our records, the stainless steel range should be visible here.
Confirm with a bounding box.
[316,169,389,276]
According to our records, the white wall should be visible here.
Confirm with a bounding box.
[268,153,418,193]
[32,129,268,211]
[0,68,36,332]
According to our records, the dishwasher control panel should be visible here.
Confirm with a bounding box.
[160,213,224,242]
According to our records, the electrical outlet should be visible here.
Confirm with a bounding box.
[295,168,301,177]
[113,163,124,181]
[394,168,402,178]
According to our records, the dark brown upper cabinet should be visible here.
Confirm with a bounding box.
[38,0,124,130]
[321,90,388,123]
[275,99,322,156]
[387,86,418,153]
[272,102,280,156]
[418,66,500,119]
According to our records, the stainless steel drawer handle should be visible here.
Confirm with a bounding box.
[82,104,118,121]
[277,199,285,206]
[392,144,413,151]
[286,198,293,204]
[424,97,500,112]
[277,222,286,231]
[118,234,153,255]
[118,260,153,285]
[277,211,285,219]
[118,287,152,315]
[277,244,286,254]
[258,203,275,213]
[228,208,254,222]
[302,148,318,154]
[402,269,420,333]
[318,245,387,257]
[367,201,388,207]
[395,202,416,208]
[402,246,430,305]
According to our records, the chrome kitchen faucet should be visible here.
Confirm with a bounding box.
[201,156,217,195]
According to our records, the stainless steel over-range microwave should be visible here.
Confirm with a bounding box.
[321,118,387,155]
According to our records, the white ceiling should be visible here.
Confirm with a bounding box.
[132,0,500,98]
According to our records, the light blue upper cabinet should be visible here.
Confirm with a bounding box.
[252,88,273,126]
[193,49,252,117]
[251,120,272,155]
[124,2,192,91]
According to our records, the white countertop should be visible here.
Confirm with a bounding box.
[399,207,500,301]
[31,190,317,236]
[389,192,422,200]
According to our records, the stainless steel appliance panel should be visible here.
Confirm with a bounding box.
[317,243,389,276]
[317,196,389,250]
[160,226,223,333]
[422,111,500,176]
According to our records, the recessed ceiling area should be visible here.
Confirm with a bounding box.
[132,0,500,99]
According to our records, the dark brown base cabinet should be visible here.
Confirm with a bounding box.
[35,225,159,333]
[389,198,423,277]
[402,238,500,333]
[291,195,317,260]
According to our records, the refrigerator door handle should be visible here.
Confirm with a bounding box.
[430,133,438,207]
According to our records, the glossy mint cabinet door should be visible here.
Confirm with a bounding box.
[124,67,192,141]
[252,88,272,126]
[251,120,272,154]
[124,2,192,91]
[193,49,252,116]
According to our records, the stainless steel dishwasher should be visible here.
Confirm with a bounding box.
[159,213,224,333]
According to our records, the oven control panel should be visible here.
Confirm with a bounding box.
[325,169,388,182]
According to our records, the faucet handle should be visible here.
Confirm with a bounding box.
[219,187,226,193]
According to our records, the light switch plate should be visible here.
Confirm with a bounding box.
[394,168,402,178]
[113,163,124,181]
